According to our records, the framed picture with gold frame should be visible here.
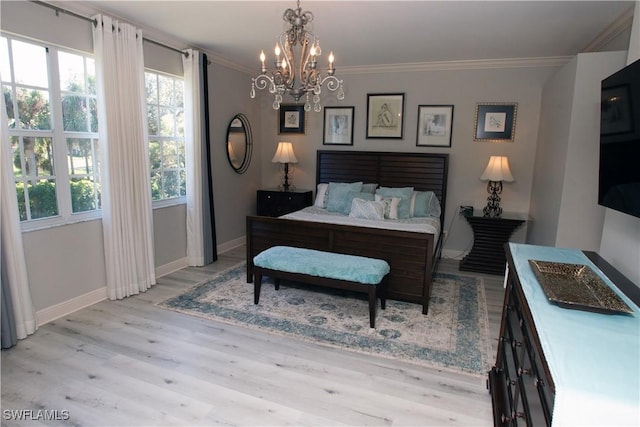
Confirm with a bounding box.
[474,103,517,142]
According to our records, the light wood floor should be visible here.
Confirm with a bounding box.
[1,246,505,426]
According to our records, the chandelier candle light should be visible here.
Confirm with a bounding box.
[272,142,298,191]
[480,155,514,218]
[250,0,345,112]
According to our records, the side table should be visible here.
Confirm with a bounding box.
[257,189,313,217]
[459,213,526,275]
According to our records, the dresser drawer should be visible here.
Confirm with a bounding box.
[491,271,554,427]
[257,189,312,217]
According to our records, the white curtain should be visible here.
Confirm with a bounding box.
[1,72,37,346]
[183,50,216,266]
[183,49,206,266]
[93,15,156,300]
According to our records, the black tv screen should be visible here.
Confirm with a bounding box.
[599,58,640,218]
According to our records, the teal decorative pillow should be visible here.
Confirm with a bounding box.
[376,187,413,219]
[410,191,442,217]
[361,183,378,194]
[326,182,363,213]
[349,198,384,220]
[334,191,374,215]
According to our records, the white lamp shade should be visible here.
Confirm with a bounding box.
[480,156,514,182]
[272,142,298,164]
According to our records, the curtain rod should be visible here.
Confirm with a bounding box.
[31,0,189,57]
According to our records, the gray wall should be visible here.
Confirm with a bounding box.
[528,51,628,251]
[208,63,262,247]
[257,66,557,255]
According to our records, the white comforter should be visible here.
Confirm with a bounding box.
[281,206,441,237]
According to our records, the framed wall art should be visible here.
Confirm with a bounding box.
[323,106,354,145]
[278,104,306,134]
[366,93,405,139]
[416,105,454,147]
[474,103,517,142]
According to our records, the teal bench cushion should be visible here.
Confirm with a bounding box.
[254,246,390,285]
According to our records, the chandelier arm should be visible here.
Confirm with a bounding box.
[280,33,295,89]
[252,75,276,93]
[320,76,343,91]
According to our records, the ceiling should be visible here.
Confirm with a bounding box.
[65,1,635,72]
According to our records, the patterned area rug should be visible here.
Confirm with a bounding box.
[158,263,492,375]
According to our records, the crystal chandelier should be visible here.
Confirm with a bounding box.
[250,0,345,112]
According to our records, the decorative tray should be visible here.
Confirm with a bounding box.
[528,260,633,315]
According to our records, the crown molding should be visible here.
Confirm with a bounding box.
[338,56,573,75]
[582,5,635,52]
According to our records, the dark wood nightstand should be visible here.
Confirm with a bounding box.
[257,189,313,217]
[459,213,527,275]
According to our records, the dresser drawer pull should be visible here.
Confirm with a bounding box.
[501,413,512,423]
[511,340,522,348]
[534,377,544,387]
[518,367,531,376]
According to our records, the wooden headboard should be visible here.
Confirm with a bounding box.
[316,150,449,221]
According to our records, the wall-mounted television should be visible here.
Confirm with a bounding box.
[599,58,640,218]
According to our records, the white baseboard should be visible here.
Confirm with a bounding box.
[36,286,107,326]
[155,257,189,278]
[217,236,245,254]
[35,244,243,326]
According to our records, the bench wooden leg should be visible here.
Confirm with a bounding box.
[379,279,388,310]
[254,273,262,304]
[368,287,377,328]
[274,278,280,291]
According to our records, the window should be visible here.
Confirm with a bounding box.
[2,35,100,227]
[145,70,185,204]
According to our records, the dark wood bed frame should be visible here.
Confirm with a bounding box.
[246,150,449,314]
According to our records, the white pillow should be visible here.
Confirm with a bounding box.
[314,183,329,208]
[374,194,400,220]
[349,198,385,220]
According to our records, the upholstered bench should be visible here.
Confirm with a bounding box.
[253,246,390,328]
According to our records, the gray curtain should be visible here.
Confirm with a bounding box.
[200,52,217,263]
[1,253,17,349]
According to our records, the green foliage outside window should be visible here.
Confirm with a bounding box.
[14,179,99,221]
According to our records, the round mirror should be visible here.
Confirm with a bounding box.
[226,113,252,174]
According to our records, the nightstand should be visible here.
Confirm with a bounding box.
[459,212,527,275]
[257,189,313,217]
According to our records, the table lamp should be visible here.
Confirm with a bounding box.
[480,155,514,218]
[272,141,298,191]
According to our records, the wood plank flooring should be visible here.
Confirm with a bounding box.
[1,247,505,426]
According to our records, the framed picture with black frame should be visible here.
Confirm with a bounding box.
[323,106,354,145]
[366,93,405,139]
[278,104,306,134]
[474,103,517,142]
[416,105,454,147]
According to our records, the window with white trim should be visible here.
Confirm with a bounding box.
[145,70,185,204]
[2,34,100,228]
